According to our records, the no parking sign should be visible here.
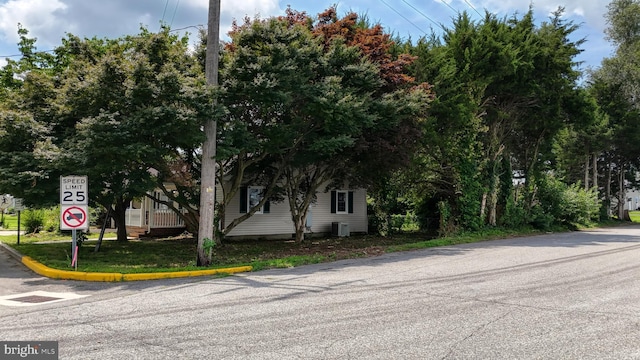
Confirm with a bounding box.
[60,176,89,270]
[60,205,89,231]
[60,176,89,231]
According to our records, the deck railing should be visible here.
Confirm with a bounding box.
[125,208,186,229]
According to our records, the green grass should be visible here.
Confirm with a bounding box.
[1,213,20,230]
[0,221,624,274]
[0,230,104,245]
[8,238,216,273]
[629,211,640,223]
[386,227,542,252]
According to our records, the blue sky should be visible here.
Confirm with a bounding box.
[0,0,613,73]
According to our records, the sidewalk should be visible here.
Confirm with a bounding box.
[0,241,252,282]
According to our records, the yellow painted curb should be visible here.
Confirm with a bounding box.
[122,266,253,281]
[20,256,252,282]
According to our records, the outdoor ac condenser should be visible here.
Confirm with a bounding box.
[332,222,350,237]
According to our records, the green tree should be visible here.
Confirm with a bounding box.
[586,0,640,219]
[408,8,584,232]
[603,0,640,109]
[0,27,212,241]
[0,27,62,207]
[589,73,640,218]
[56,28,210,241]
[218,10,432,242]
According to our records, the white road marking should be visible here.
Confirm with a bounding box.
[0,291,89,307]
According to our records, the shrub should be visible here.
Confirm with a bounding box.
[367,212,385,235]
[499,196,529,229]
[530,174,600,229]
[559,183,600,226]
[437,200,457,237]
[390,214,405,232]
[22,209,45,233]
[43,206,61,233]
[529,205,555,231]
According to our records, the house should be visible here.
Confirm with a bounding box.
[125,185,188,238]
[624,189,640,211]
[221,185,368,239]
[125,183,368,239]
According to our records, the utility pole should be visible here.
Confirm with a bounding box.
[197,0,220,266]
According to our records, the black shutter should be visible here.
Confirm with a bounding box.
[240,186,247,213]
[348,191,354,213]
[331,190,336,213]
[263,200,270,213]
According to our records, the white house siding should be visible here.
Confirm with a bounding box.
[310,189,368,234]
[624,189,640,211]
[223,191,293,237]
[219,186,368,238]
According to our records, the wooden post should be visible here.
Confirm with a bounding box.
[197,0,220,266]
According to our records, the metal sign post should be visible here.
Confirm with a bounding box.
[14,198,24,245]
[17,210,20,245]
[72,229,78,270]
[60,176,88,269]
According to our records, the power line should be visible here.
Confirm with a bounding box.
[170,0,180,28]
[0,53,24,59]
[398,0,442,29]
[0,49,55,58]
[161,0,170,23]
[437,0,460,14]
[378,0,431,35]
[170,24,203,32]
[463,0,483,17]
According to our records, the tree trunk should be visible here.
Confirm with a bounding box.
[606,160,613,218]
[485,151,501,227]
[488,173,499,226]
[293,213,306,242]
[112,199,129,242]
[618,163,626,220]
[584,153,590,190]
[592,153,598,192]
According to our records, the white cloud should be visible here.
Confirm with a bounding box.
[471,0,608,31]
[0,0,67,46]
[181,0,282,38]
[180,0,280,20]
[0,0,283,55]
[180,0,279,14]
[223,0,280,16]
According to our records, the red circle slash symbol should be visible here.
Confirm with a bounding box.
[62,206,87,228]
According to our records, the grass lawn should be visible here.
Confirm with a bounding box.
[1,213,20,230]
[0,227,550,274]
[629,210,640,223]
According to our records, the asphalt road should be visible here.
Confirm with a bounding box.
[3,226,640,359]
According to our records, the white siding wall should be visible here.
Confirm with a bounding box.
[219,185,368,238]
[624,189,640,211]
[224,190,293,237]
[309,189,368,234]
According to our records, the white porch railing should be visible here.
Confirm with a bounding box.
[125,208,186,229]
[149,209,186,228]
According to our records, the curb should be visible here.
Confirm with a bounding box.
[0,242,252,282]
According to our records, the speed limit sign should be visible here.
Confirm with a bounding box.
[60,176,88,205]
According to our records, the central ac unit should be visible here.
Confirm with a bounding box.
[332,222,350,237]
